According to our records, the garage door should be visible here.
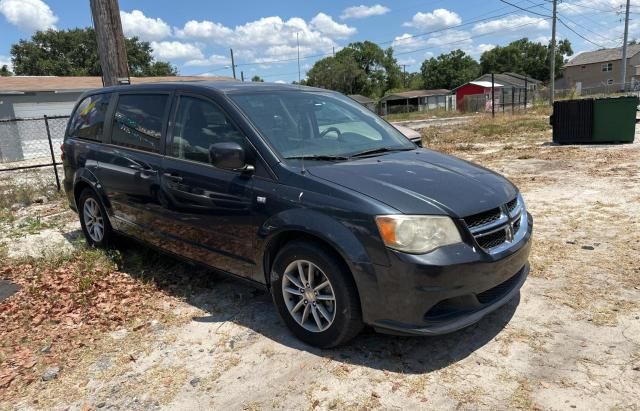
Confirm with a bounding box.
[13,101,76,118]
[11,102,76,161]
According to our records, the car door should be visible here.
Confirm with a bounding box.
[155,93,258,277]
[95,91,171,239]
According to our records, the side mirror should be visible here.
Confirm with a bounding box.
[209,142,253,173]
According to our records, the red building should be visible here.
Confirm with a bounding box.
[454,81,503,112]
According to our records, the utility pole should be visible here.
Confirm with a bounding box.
[240,71,244,82]
[402,64,406,87]
[549,0,558,106]
[621,0,631,91]
[90,0,129,87]
[229,48,236,79]
[296,32,301,83]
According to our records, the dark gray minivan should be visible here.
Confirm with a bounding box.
[63,81,532,347]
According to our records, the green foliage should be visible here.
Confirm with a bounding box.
[420,49,480,90]
[0,65,12,76]
[479,38,573,81]
[10,28,177,76]
[251,75,264,82]
[305,41,402,97]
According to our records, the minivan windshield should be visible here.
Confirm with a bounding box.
[230,91,414,160]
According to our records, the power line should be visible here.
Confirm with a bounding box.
[499,0,552,17]
[559,13,622,43]
[394,19,552,56]
[559,2,625,14]
[557,18,609,48]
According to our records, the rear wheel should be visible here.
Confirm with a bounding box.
[78,188,112,247]
[271,241,363,348]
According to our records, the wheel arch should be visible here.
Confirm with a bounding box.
[72,168,112,215]
[258,209,379,321]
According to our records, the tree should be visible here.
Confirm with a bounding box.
[0,65,12,76]
[305,41,402,97]
[10,28,176,76]
[251,75,264,82]
[420,49,480,90]
[479,38,573,81]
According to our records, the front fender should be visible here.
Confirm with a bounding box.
[257,208,381,324]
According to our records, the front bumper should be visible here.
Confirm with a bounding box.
[363,212,532,336]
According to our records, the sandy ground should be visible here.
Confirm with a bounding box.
[1,118,639,410]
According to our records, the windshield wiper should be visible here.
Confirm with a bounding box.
[349,147,414,158]
[284,154,350,161]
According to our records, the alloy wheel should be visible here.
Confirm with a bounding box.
[281,260,336,332]
[83,197,104,242]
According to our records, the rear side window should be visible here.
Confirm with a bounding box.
[67,93,111,141]
[111,94,169,152]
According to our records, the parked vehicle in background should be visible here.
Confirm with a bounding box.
[63,82,532,347]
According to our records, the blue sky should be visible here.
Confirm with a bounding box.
[0,0,635,82]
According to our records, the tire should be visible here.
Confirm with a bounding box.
[78,188,113,247]
[270,241,363,348]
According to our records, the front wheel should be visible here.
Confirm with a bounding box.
[270,241,363,348]
[78,188,112,247]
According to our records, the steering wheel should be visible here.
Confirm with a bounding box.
[320,127,342,139]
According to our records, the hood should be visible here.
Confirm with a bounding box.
[307,149,517,217]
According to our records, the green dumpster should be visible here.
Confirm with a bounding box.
[592,96,638,143]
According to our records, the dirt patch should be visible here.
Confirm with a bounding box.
[1,113,639,409]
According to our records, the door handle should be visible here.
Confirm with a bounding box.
[163,173,183,182]
[129,164,157,175]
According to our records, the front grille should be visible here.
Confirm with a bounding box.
[463,196,524,253]
[477,230,507,249]
[463,207,501,229]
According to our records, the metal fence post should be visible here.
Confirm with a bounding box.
[524,77,528,112]
[491,73,495,118]
[44,115,61,191]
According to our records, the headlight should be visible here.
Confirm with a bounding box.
[375,215,462,254]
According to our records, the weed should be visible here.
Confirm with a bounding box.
[384,108,466,122]
[16,215,48,235]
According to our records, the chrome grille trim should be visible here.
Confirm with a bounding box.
[464,194,527,254]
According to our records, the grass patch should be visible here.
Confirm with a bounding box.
[420,113,551,151]
[384,108,466,122]
[0,170,63,210]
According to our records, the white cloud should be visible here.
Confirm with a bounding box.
[396,57,417,66]
[150,41,203,60]
[120,10,171,41]
[392,33,428,52]
[534,36,551,44]
[0,0,57,32]
[425,30,472,50]
[176,16,346,62]
[403,9,461,31]
[310,13,356,39]
[0,55,12,71]
[477,43,496,53]
[472,15,548,35]
[175,20,233,41]
[340,4,390,20]
[274,80,287,84]
[184,54,230,67]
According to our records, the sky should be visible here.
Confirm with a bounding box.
[0,0,637,83]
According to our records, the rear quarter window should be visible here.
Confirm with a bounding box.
[67,93,112,141]
[111,93,169,153]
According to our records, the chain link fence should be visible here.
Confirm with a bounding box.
[0,115,68,190]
